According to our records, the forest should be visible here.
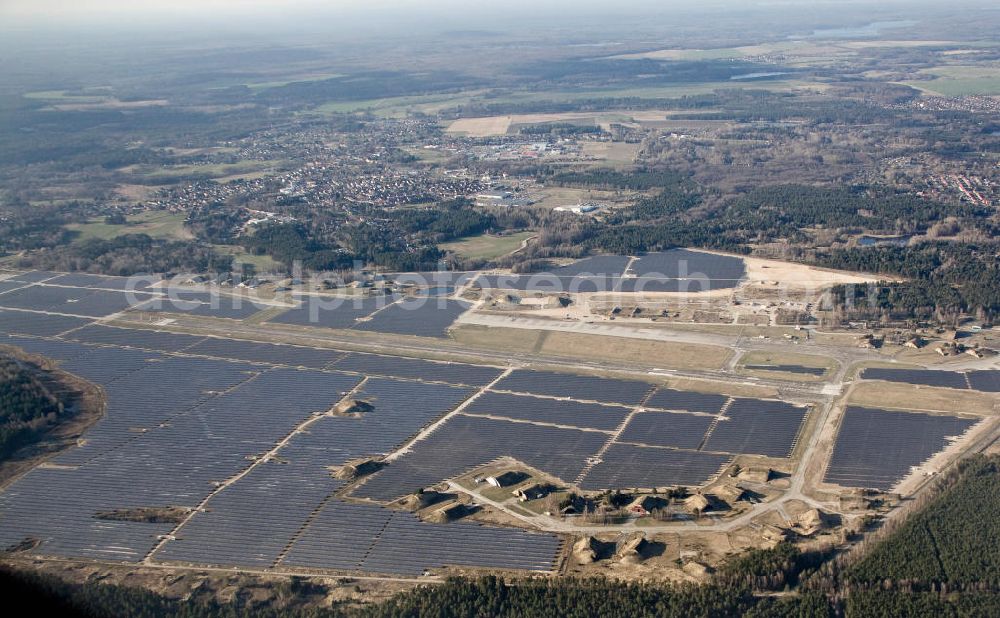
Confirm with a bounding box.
[0,355,66,460]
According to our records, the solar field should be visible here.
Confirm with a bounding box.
[356,374,810,497]
[474,249,746,293]
[0,267,991,581]
[0,269,477,339]
[860,367,1000,392]
[824,406,980,491]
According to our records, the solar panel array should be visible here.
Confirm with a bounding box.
[269,294,398,329]
[155,461,343,567]
[492,370,653,406]
[137,293,273,320]
[183,337,344,368]
[45,273,156,291]
[475,251,745,293]
[355,414,609,501]
[861,367,970,390]
[0,334,565,575]
[580,445,732,490]
[0,280,29,295]
[66,324,206,352]
[644,388,728,413]
[2,270,61,283]
[353,298,471,338]
[617,411,715,450]
[744,364,826,376]
[0,285,154,318]
[968,371,1000,392]
[331,353,502,386]
[825,406,979,490]
[703,398,808,458]
[0,310,92,337]
[282,498,562,575]
[465,391,631,431]
[629,250,746,281]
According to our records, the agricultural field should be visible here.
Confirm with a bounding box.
[439,232,535,260]
[903,64,1000,96]
[65,211,191,242]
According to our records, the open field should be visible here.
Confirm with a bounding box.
[212,245,283,272]
[580,142,641,166]
[65,211,192,242]
[741,254,884,288]
[900,63,1000,95]
[119,160,285,184]
[536,330,732,370]
[245,73,344,90]
[314,90,488,117]
[439,232,535,260]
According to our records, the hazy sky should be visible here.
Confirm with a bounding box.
[0,0,932,21]
[2,0,988,36]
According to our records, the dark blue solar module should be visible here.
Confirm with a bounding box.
[703,398,808,458]
[644,389,728,413]
[860,367,970,390]
[491,369,653,406]
[66,324,206,352]
[579,444,731,490]
[0,285,154,317]
[183,337,343,368]
[465,391,631,431]
[355,414,607,501]
[824,406,979,491]
[0,309,92,336]
[617,411,715,450]
[352,297,470,338]
[269,294,395,329]
[331,353,502,386]
[967,370,1000,393]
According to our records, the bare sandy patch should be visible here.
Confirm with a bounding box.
[742,255,883,288]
